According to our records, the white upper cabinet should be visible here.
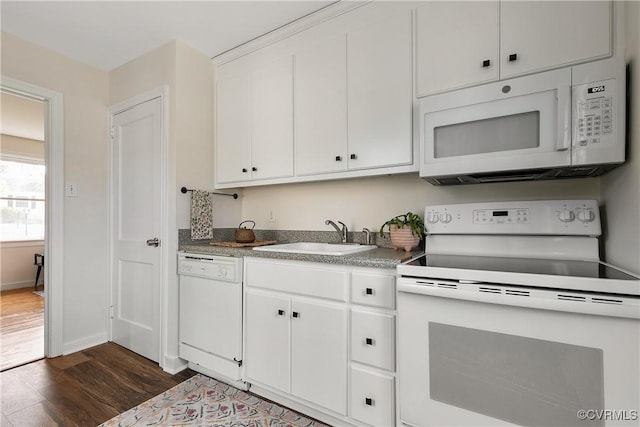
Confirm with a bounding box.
[500,1,612,79]
[215,56,294,185]
[416,0,613,96]
[215,72,251,184]
[416,1,499,97]
[251,56,294,180]
[347,10,413,170]
[295,35,348,176]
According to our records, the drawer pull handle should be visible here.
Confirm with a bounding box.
[365,337,375,346]
[350,153,357,160]
[482,59,491,68]
[508,53,518,62]
[292,311,300,318]
[365,397,374,406]
[277,309,285,316]
[365,288,374,295]
[335,155,342,161]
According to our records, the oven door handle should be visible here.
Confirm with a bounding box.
[397,280,640,319]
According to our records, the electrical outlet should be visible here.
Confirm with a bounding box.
[267,208,276,224]
[66,183,78,197]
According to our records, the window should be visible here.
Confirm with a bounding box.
[0,159,45,241]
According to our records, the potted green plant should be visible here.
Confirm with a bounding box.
[379,212,424,252]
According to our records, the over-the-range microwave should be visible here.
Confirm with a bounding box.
[419,58,626,185]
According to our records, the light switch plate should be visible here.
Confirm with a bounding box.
[66,183,78,197]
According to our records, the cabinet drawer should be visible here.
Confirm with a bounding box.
[351,309,395,371]
[350,366,395,427]
[245,258,348,301]
[351,271,395,308]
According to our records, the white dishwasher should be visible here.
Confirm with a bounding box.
[178,252,247,389]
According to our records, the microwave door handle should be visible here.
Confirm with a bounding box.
[555,85,571,151]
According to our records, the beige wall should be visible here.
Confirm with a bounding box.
[0,134,44,159]
[602,1,640,274]
[0,242,44,290]
[1,32,111,350]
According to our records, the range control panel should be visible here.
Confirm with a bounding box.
[424,200,601,236]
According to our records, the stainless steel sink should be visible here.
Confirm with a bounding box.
[253,242,377,256]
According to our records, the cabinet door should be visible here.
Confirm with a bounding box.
[295,35,348,176]
[347,10,413,170]
[291,299,348,415]
[244,291,290,393]
[251,56,294,180]
[215,72,252,184]
[416,1,499,97]
[500,1,612,79]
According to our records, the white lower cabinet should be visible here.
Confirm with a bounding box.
[244,258,348,417]
[243,258,396,426]
[350,366,395,427]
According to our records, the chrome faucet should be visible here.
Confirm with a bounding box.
[325,220,348,243]
[362,227,372,245]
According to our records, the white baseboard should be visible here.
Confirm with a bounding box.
[62,333,108,355]
[162,354,188,374]
[1,281,36,291]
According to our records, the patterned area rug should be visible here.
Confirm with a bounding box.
[99,374,328,427]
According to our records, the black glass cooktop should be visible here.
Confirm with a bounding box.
[406,254,639,281]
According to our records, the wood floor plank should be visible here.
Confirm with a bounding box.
[0,287,44,371]
[1,342,196,426]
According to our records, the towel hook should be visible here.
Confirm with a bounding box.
[180,187,238,199]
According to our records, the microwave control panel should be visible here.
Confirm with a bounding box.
[573,78,616,148]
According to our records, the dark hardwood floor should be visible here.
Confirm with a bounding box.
[0,286,45,371]
[1,342,196,426]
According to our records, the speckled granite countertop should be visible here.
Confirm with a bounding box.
[178,229,423,269]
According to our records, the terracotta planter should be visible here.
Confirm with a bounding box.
[389,225,420,252]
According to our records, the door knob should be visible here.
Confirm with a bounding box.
[146,237,160,247]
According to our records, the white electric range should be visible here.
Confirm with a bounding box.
[396,200,640,427]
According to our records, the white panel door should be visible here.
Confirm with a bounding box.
[244,290,291,393]
[215,72,252,184]
[500,1,612,79]
[295,35,348,176]
[347,10,413,170]
[111,97,161,362]
[416,1,499,97]
[251,56,294,180]
[291,299,347,415]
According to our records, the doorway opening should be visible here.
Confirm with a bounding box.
[0,91,45,370]
[1,76,64,366]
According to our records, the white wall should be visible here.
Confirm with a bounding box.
[1,31,111,352]
[601,2,640,274]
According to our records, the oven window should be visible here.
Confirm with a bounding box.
[429,322,604,426]
[434,111,540,158]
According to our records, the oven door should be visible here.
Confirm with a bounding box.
[419,68,571,179]
[397,278,640,427]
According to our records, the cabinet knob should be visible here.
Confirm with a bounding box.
[292,311,300,318]
[252,167,257,172]
[365,287,374,295]
[335,155,342,162]
[365,337,375,346]
[508,53,518,62]
[242,168,248,173]
[482,59,491,68]
[277,309,285,316]
[365,397,374,406]
[350,153,357,160]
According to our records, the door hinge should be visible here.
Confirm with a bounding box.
[109,305,114,319]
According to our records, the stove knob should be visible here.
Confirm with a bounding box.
[426,212,439,224]
[440,212,452,224]
[558,209,575,223]
[577,209,595,223]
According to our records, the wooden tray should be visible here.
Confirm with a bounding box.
[209,240,277,248]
